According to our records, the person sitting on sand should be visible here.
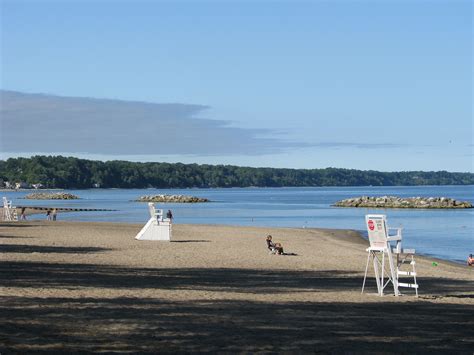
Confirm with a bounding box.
[266,235,275,252]
[468,254,474,266]
[266,235,284,255]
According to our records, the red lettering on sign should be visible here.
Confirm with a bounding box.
[368,220,375,231]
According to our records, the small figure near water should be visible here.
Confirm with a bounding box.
[52,208,57,221]
[166,209,173,222]
[20,207,27,220]
[46,210,52,221]
[468,254,474,266]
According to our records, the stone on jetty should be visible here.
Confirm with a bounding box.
[24,192,80,200]
[333,196,472,209]
[136,194,210,203]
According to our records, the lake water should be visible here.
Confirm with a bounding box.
[4,185,473,264]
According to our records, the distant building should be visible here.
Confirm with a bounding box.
[32,183,44,189]
[93,183,101,188]
[15,182,30,189]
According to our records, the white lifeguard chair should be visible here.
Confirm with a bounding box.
[361,214,418,297]
[2,197,18,221]
[135,203,172,241]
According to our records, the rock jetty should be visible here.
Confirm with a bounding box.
[333,196,472,209]
[23,192,80,200]
[136,194,210,203]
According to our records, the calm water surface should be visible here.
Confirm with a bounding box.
[6,186,474,263]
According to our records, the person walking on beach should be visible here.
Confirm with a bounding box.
[52,208,57,221]
[166,209,173,222]
[46,210,51,221]
[468,254,474,266]
[20,207,27,220]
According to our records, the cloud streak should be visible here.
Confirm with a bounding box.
[310,142,406,150]
[0,90,308,156]
[0,91,418,159]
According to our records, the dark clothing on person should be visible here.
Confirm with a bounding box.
[266,237,284,254]
[267,239,275,250]
[274,243,284,255]
[166,210,173,220]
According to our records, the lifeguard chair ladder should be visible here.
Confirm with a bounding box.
[361,214,418,297]
[395,249,418,297]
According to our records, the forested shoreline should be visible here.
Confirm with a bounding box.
[0,156,473,189]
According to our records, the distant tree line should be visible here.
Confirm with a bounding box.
[0,155,473,189]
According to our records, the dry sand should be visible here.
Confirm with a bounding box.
[1,220,473,353]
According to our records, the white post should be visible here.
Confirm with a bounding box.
[373,252,381,295]
[381,252,385,296]
[387,247,399,296]
[361,251,371,293]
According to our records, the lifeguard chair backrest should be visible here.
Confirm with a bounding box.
[148,203,163,221]
[148,203,156,218]
[365,214,388,249]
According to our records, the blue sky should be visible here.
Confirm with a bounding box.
[1,0,472,172]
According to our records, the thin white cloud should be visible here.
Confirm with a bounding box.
[311,142,406,149]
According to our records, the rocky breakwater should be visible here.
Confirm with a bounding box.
[136,194,210,203]
[23,192,80,200]
[333,196,473,209]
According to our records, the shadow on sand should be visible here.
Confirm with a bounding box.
[1,261,472,296]
[0,245,111,254]
[1,261,473,353]
[0,223,39,228]
[1,294,473,353]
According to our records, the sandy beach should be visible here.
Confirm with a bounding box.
[1,220,473,353]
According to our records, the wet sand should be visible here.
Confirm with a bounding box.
[1,221,473,353]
